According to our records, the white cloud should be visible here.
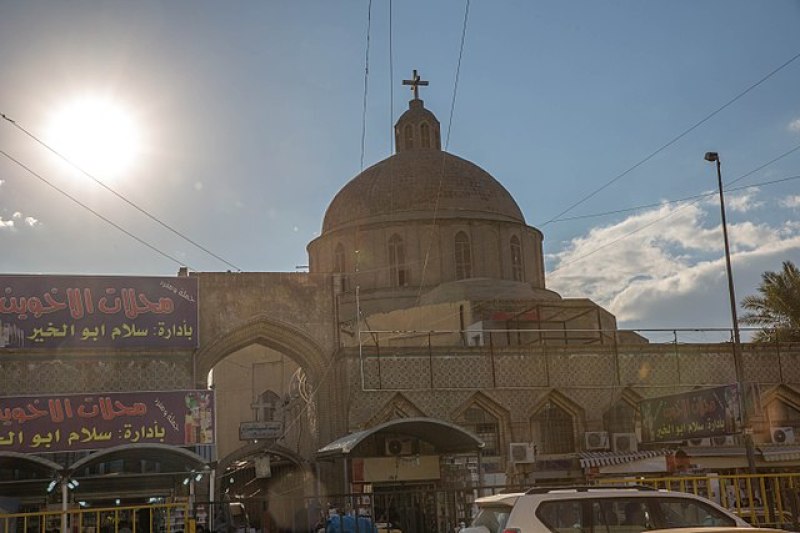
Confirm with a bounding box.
[24,216,39,227]
[789,118,800,132]
[0,218,13,229]
[726,191,764,213]
[547,200,800,330]
[780,195,800,209]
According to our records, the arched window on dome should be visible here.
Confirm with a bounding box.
[404,124,414,150]
[454,231,472,280]
[510,235,523,281]
[420,122,431,148]
[532,401,575,454]
[334,243,347,292]
[388,234,408,287]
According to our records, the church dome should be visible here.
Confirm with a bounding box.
[322,99,524,234]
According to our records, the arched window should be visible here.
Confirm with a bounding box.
[458,405,500,456]
[510,235,523,281]
[532,401,575,454]
[603,402,636,434]
[388,234,407,287]
[253,390,282,422]
[404,124,414,150]
[334,243,345,273]
[420,122,431,148]
[454,231,472,280]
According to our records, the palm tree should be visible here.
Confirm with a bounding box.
[741,260,800,342]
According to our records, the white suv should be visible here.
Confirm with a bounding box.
[464,486,752,533]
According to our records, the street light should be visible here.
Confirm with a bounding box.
[705,151,756,473]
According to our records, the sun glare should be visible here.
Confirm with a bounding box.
[46,97,141,180]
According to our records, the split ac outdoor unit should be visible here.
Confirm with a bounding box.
[385,438,414,456]
[509,442,536,463]
[771,427,796,444]
[584,431,610,450]
[687,438,711,447]
[612,433,638,453]
[711,435,736,447]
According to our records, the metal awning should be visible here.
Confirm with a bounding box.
[578,449,670,468]
[676,446,747,457]
[758,446,800,462]
[316,417,484,459]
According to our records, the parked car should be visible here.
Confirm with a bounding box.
[463,485,753,533]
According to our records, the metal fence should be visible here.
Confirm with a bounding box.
[0,503,189,533]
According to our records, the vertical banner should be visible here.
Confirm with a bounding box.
[0,275,198,349]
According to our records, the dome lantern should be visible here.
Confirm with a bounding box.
[395,70,441,153]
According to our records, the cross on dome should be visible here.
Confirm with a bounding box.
[402,69,429,100]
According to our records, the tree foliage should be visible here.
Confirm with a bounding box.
[741,260,800,342]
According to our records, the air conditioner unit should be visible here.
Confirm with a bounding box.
[612,433,638,453]
[711,435,735,447]
[509,442,536,463]
[687,438,711,447]
[385,438,414,456]
[584,431,610,450]
[771,427,796,444]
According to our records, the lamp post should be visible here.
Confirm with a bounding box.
[704,151,757,473]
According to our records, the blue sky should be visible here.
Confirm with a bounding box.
[1,1,799,335]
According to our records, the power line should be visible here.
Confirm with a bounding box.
[0,149,192,269]
[537,50,800,228]
[360,0,373,171]
[547,149,800,275]
[1,113,243,272]
[444,0,470,150]
[552,174,800,223]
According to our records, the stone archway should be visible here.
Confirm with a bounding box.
[196,314,329,382]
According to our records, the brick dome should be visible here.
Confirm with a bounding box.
[322,147,525,234]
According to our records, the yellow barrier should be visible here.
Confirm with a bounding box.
[598,473,800,528]
[0,502,189,533]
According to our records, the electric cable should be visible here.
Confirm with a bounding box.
[360,0,373,171]
[1,113,242,271]
[0,149,192,269]
[537,50,800,228]
[547,146,800,276]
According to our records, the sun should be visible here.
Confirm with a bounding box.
[46,96,141,179]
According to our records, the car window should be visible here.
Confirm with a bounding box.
[538,500,585,533]
[656,498,737,528]
[471,505,512,533]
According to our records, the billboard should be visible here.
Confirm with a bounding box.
[0,390,214,453]
[0,275,198,349]
[640,384,740,443]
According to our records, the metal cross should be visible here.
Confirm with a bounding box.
[402,69,429,100]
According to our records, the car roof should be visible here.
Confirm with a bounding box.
[474,492,524,506]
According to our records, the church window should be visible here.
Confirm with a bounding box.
[455,231,472,280]
[404,124,414,150]
[420,122,431,148]
[334,243,347,292]
[334,243,345,273]
[510,236,523,281]
[532,401,575,454]
[459,406,500,456]
[253,390,282,422]
[603,402,636,434]
[388,234,407,287]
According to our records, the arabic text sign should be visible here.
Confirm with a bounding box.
[0,390,214,453]
[0,275,198,348]
[640,384,740,443]
[239,421,283,440]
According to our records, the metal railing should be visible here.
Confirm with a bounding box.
[598,472,800,529]
[0,502,189,533]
